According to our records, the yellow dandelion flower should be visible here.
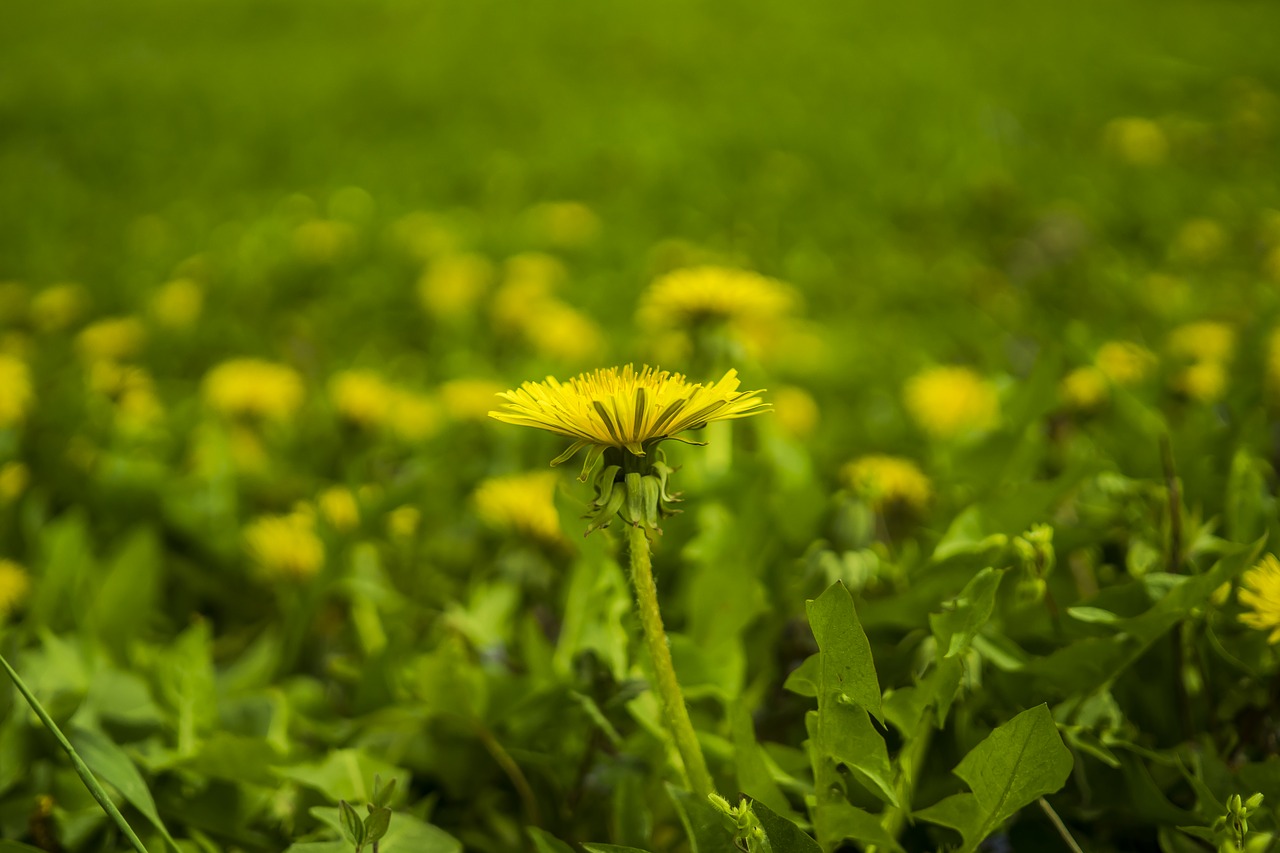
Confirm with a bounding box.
[293,219,356,264]
[638,266,796,332]
[1177,360,1228,403]
[1102,117,1169,166]
[1168,321,1235,364]
[0,355,33,427]
[1239,554,1280,643]
[473,472,563,543]
[0,283,28,326]
[1060,366,1110,410]
[904,366,999,439]
[1170,218,1227,265]
[522,301,605,362]
[771,385,820,439]
[388,390,441,442]
[1095,341,1156,386]
[244,512,325,581]
[30,283,88,333]
[203,359,304,421]
[842,455,932,512]
[526,201,600,248]
[329,370,395,428]
[0,462,29,503]
[490,365,769,466]
[387,505,421,540]
[442,379,507,421]
[150,279,203,330]
[418,253,493,320]
[318,486,360,532]
[0,559,31,618]
[76,317,147,363]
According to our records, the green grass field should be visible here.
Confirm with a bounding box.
[3,1,1280,851]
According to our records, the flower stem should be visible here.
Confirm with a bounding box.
[626,524,715,798]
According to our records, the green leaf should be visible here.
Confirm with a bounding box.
[29,510,95,632]
[311,807,460,853]
[668,784,739,853]
[582,846,652,853]
[812,801,903,853]
[781,654,819,698]
[69,725,180,851]
[278,750,411,803]
[364,807,392,844]
[732,702,794,819]
[915,704,1072,853]
[84,528,162,657]
[806,581,881,719]
[753,801,821,853]
[340,800,366,847]
[807,706,898,807]
[929,567,1004,659]
[527,828,576,853]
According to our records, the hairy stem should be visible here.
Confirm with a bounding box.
[627,523,715,798]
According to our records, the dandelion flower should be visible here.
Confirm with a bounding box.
[1103,117,1168,166]
[1167,321,1235,364]
[1095,341,1156,386]
[842,455,932,512]
[293,219,356,264]
[318,486,360,532]
[244,512,325,581]
[771,385,820,439]
[0,462,29,503]
[150,279,203,329]
[76,317,147,363]
[0,559,31,618]
[638,266,796,332]
[521,301,605,362]
[330,370,395,428]
[30,284,88,333]
[490,365,769,467]
[418,253,493,320]
[904,366,999,439]
[473,472,563,543]
[388,390,441,441]
[1177,360,1228,403]
[1239,554,1280,643]
[387,505,421,540]
[203,359,304,421]
[0,355,33,427]
[1060,366,1109,410]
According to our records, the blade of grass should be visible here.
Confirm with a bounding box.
[0,652,150,853]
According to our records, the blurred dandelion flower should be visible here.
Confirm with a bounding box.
[418,253,493,320]
[490,365,769,468]
[842,455,931,511]
[293,219,356,264]
[638,266,796,332]
[771,385,820,439]
[0,462,29,503]
[1239,554,1280,643]
[0,559,31,618]
[1095,341,1156,385]
[76,316,147,363]
[1167,321,1236,364]
[442,378,507,421]
[522,301,605,362]
[0,355,34,427]
[387,505,421,540]
[150,279,203,329]
[1177,360,1228,403]
[203,359,304,421]
[388,390,441,441]
[329,370,395,428]
[1103,117,1169,166]
[318,486,360,532]
[904,366,999,439]
[244,512,325,581]
[473,472,563,543]
[30,284,88,333]
[1060,366,1109,410]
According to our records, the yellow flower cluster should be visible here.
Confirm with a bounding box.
[904,366,999,439]
[1061,340,1157,411]
[1239,554,1280,643]
[1169,218,1226,265]
[203,359,305,421]
[0,355,33,428]
[0,559,31,618]
[473,472,563,543]
[1167,320,1235,403]
[842,455,931,511]
[329,370,442,441]
[244,511,325,581]
[88,361,165,432]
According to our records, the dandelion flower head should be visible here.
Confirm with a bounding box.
[150,279,204,329]
[490,365,769,460]
[0,462,29,504]
[842,455,932,512]
[0,559,31,618]
[330,369,395,428]
[76,316,147,364]
[203,359,305,421]
[1239,554,1280,643]
[771,385,820,439]
[1103,117,1169,167]
[30,284,88,333]
[638,266,796,332]
[0,355,33,428]
[473,471,563,543]
[1095,341,1156,386]
[318,486,360,532]
[904,366,999,439]
[244,511,325,581]
[1060,366,1109,411]
[1167,321,1236,365]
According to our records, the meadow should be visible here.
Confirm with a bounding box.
[3,0,1280,851]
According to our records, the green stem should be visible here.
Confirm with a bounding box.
[627,524,715,799]
[877,709,933,848]
[0,652,150,853]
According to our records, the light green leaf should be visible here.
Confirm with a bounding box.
[754,800,821,852]
[311,806,460,853]
[782,654,819,698]
[807,707,897,807]
[732,703,794,819]
[85,528,161,657]
[279,749,410,803]
[806,582,881,718]
[528,828,576,853]
[929,568,1004,658]
[69,725,180,851]
[812,801,903,852]
[916,704,1072,852]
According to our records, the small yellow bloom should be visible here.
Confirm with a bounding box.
[521,301,605,362]
[329,370,395,428]
[473,472,563,543]
[76,317,147,363]
[490,365,769,461]
[0,559,31,618]
[203,359,305,421]
[150,279,203,329]
[388,390,441,442]
[442,378,507,421]
[0,462,29,503]
[1177,360,1228,403]
[842,455,932,512]
[1095,341,1156,386]
[318,486,360,532]
[1060,366,1110,410]
[1102,117,1169,166]
[1170,218,1226,265]
[904,366,999,439]
[387,505,421,540]
[0,355,34,428]
[771,385,820,439]
[293,219,356,264]
[638,266,796,333]
[418,253,493,320]
[244,512,325,581]
[1239,554,1280,643]
[525,201,600,248]
[1167,321,1235,364]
